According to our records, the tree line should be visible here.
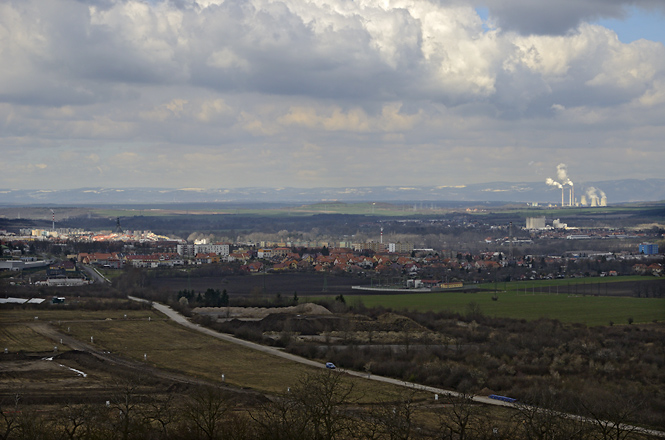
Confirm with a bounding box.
[1,369,654,440]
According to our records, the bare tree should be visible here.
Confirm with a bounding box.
[437,393,485,440]
[254,370,357,440]
[141,392,181,440]
[252,394,310,440]
[0,392,21,440]
[15,407,53,440]
[577,390,642,440]
[292,370,357,440]
[108,374,150,440]
[363,390,418,440]
[183,386,231,440]
[57,403,102,440]
[512,389,587,440]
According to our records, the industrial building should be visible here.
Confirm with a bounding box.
[639,243,659,255]
[526,216,546,230]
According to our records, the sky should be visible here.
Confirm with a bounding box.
[1,0,665,190]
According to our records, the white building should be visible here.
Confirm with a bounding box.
[177,244,195,257]
[553,219,568,229]
[388,242,414,253]
[195,243,230,256]
[526,216,546,230]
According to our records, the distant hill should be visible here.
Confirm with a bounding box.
[0,179,663,205]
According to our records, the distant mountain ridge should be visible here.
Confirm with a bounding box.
[0,179,663,205]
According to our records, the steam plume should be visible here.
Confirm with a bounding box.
[546,177,562,189]
[556,163,573,186]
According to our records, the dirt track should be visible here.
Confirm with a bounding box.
[0,322,267,406]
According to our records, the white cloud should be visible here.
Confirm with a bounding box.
[0,0,663,189]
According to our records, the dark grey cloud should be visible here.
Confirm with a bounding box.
[483,0,665,35]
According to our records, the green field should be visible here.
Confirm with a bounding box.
[347,277,665,326]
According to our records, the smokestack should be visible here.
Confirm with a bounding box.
[546,177,564,206]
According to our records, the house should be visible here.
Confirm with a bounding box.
[272,247,291,257]
[243,262,264,273]
[194,253,220,265]
[228,252,251,262]
[257,249,272,259]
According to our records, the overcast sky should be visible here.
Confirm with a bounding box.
[1,0,664,190]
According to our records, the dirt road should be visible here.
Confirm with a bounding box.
[28,320,262,394]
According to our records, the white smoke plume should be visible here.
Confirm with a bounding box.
[546,177,563,188]
[556,163,573,186]
[586,187,606,198]
[586,187,600,206]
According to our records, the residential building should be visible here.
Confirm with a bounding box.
[388,242,414,253]
[639,243,659,255]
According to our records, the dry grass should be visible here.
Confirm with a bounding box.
[0,309,158,324]
[59,318,424,401]
[0,323,69,353]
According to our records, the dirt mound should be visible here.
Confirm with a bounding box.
[259,313,344,335]
[194,302,331,319]
[374,313,427,332]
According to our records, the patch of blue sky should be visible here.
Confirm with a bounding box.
[475,7,493,33]
[593,6,665,44]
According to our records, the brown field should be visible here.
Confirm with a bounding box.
[1,307,426,407]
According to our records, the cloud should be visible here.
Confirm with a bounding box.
[482,0,665,36]
[0,0,664,189]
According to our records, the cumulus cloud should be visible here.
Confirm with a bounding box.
[0,0,664,189]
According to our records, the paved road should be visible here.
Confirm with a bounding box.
[129,296,324,370]
[128,296,521,409]
[80,264,110,284]
[130,297,665,438]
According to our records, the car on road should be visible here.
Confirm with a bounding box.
[325,362,336,369]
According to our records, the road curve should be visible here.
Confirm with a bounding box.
[130,297,665,438]
[127,296,526,408]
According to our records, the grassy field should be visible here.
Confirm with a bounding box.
[0,308,158,324]
[0,323,69,353]
[0,309,422,401]
[346,277,665,326]
[64,319,317,393]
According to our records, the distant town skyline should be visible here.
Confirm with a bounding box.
[1,0,664,190]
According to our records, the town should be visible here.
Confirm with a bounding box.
[1,212,662,289]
